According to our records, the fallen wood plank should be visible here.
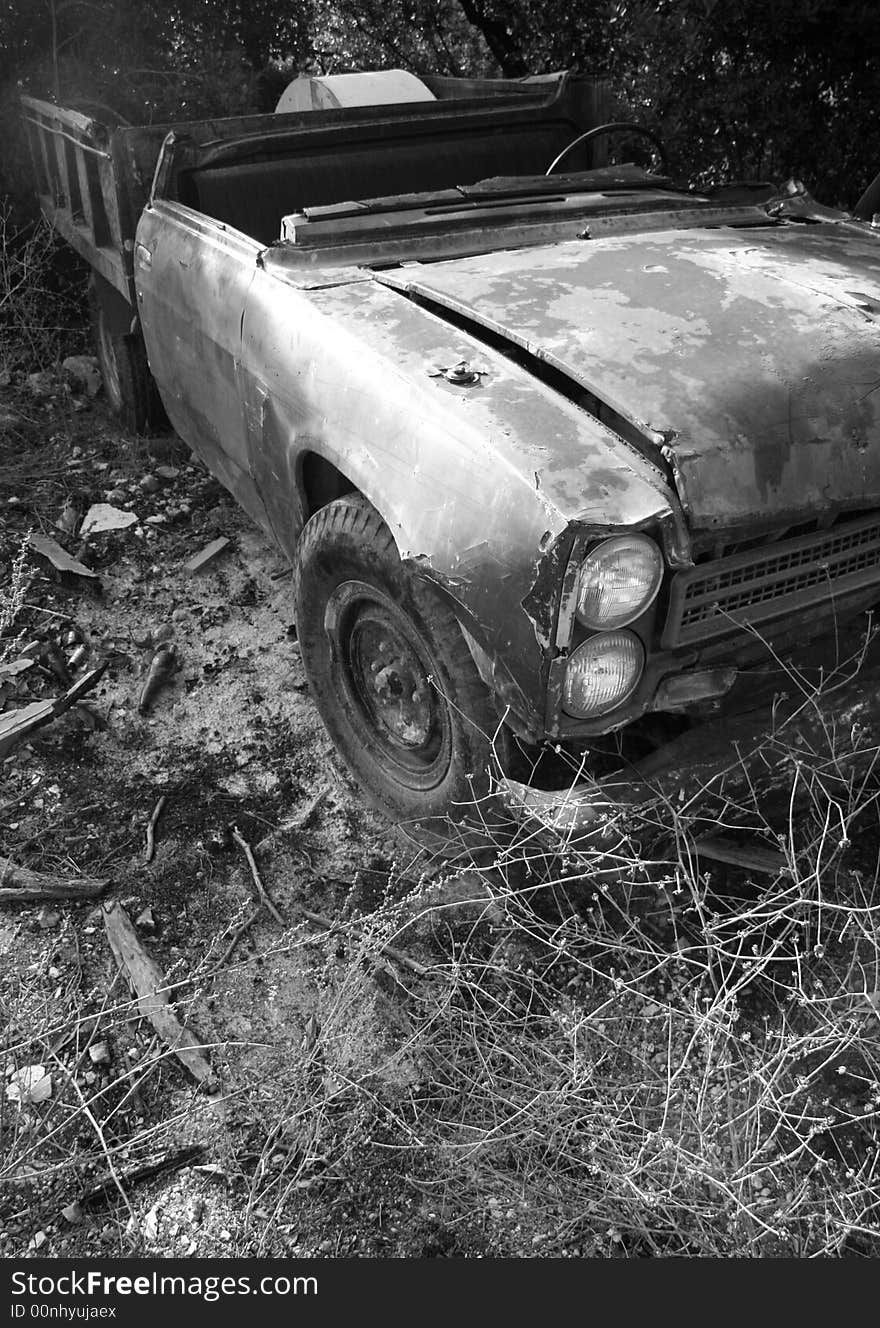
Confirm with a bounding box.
[102,900,213,1085]
[0,856,110,903]
[183,537,230,576]
[0,662,108,761]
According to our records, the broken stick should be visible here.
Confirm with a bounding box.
[144,794,167,864]
[231,825,284,925]
[216,904,261,969]
[79,1145,206,1210]
[102,900,213,1086]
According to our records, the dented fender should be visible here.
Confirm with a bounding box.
[239,257,675,730]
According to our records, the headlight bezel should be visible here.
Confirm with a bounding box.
[575,533,664,632]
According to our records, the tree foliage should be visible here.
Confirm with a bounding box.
[2,0,879,209]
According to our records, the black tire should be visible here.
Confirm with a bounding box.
[88,274,167,434]
[293,494,509,832]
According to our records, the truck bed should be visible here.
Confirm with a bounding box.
[21,73,611,303]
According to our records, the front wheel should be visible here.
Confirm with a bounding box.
[293,494,509,833]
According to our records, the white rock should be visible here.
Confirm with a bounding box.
[6,1065,52,1105]
[80,503,139,537]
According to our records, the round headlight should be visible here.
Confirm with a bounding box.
[576,535,663,630]
[563,631,644,719]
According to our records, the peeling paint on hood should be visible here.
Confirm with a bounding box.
[376,221,880,528]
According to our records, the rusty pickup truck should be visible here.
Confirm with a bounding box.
[22,71,880,837]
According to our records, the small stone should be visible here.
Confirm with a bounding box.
[62,355,102,397]
[171,607,188,623]
[61,1202,82,1224]
[36,907,61,931]
[88,1042,110,1066]
[83,1070,97,1085]
[135,906,156,930]
[155,466,180,482]
[28,1231,47,1250]
[140,474,160,493]
[146,514,167,526]
[105,488,129,504]
[0,367,11,388]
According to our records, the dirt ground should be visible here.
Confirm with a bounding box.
[6,369,880,1262]
[0,375,451,1258]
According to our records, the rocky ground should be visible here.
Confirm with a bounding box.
[0,367,461,1259]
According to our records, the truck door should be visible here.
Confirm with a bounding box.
[134,201,273,534]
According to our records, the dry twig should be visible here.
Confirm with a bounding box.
[231,825,284,925]
[144,794,167,864]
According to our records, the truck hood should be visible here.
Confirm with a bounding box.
[375,221,880,529]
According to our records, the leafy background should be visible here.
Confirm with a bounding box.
[2,0,879,216]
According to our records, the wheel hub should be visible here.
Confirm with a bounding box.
[356,623,433,748]
[321,579,451,789]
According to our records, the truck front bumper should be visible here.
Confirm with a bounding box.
[500,659,880,839]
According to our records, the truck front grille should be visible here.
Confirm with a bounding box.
[663,512,880,648]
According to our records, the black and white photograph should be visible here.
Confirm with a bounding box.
[1,0,880,1279]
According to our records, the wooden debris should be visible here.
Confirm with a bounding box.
[0,658,35,679]
[28,533,98,579]
[137,646,176,714]
[183,537,230,576]
[78,1145,205,1210]
[0,662,108,761]
[102,900,213,1085]
[692,834,788,876]
[231,825,284,925]
[0,855,110,904]
[144,794,167,863]
[216,904,261,968]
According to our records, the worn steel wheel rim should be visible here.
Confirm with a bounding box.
[323,580,453,790]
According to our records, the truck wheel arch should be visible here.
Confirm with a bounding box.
[299,452,358,518]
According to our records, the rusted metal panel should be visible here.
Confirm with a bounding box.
[20,97,131,300]
[135,203,274,533]
[376,224,880,529]
[236,260,675,727]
